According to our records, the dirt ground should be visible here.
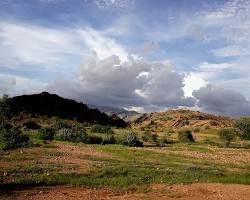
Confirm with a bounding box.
[1,183,250,200]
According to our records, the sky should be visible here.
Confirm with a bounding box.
[1,0,250,116]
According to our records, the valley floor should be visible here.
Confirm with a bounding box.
[1,183,250,200]
[1,136,250,199]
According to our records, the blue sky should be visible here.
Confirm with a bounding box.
[1,0,250,116]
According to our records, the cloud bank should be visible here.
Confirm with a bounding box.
[48,55,195,112]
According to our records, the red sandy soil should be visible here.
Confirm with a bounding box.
[1,183,250,200]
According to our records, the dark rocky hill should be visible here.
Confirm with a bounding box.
[7,92,126,127]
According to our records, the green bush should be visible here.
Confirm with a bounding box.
[142,130,159,143]
[55,128,88,143]
[178,129,195,142]
[235,117,250,140]
[102,134,117,145]
[38,127,55,141]
[85,135,103,144]
[219,128,236,147]
[160,133,171,144]
[91,125,113,134]
[122,130,143,147]
[141,130,152,142]
[0,124,30,150]
[0,94,10,118]
[53,119,70,130]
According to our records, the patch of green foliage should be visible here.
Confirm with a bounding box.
[91,125,113,134]
[53,119,70,130]
[0,123,30,150]
[102,134,116,145]
[235,117,250,140]
[54,128,88,143]
[0,94,10,119]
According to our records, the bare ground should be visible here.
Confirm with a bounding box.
[1,183,250,200]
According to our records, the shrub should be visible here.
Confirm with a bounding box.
[142,130,159,143]
[219,128,236,147]
[53,119,70,130]
[102,134,117,145]
[38,127,55,142]
[55,128,88,143]
[91,125,113,134]
[122,130,143,147]
[0,94,10,118]
[23,121,41,129]
[0,124,30,150]
[142,130,152,142]
[85,135,103,144]
[235,117,250,140]
[178,129,195,142]
[160,133,171,144]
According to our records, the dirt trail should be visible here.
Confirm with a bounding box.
[1,183,250,200]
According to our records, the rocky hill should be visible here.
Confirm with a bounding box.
[130,109,235,130]
[6,92,126,127]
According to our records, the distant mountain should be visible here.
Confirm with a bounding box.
[7,92,126,127]
[87,104,140,121]
[130,109,235,131]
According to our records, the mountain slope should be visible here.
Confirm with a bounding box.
[87,104,139,121]
[130,109,235,130]
[7,92,126,127]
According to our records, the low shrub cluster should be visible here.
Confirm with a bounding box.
[39,122,104,145]
[53,119,71,130]
[0,123,30,150]
[38,127,55,142]
[54,128,88,143]
[102,134,116,145]
[91,125,113,134]
[178,129,195,142]
[122,130,143,147]
[219,128,236,147]
[235,117,250,140]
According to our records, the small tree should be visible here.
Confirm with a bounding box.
[235,117,250,140]
[178,129,195,142]
[219,128,236,147]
